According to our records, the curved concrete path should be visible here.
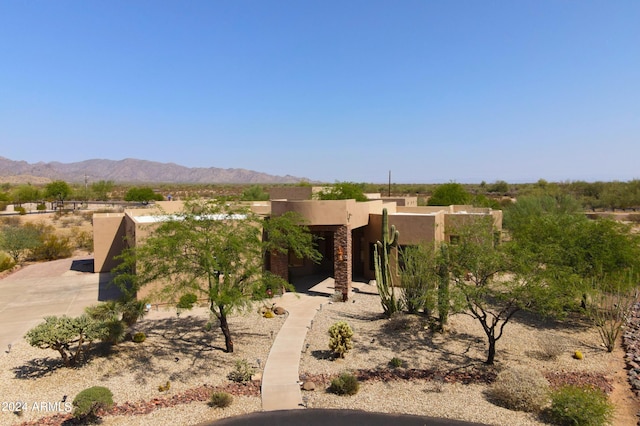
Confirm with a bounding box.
[260,292,325,410]
[260,277,378,411]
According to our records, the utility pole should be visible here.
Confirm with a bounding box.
[388,170,391,197]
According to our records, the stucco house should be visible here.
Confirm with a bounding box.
[93,187,501,300]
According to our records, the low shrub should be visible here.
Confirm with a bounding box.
[389,357,406,368]
[546,385,614,426]
[72,386,114,421]
[228,359,255,383]
[209,391,233,408]
[132,332,146,343]
[263,310,274,318]
[537,333,566,360]
[0,252,15,272]
[329,372,359,396]
[177,293,198,310]
[158,381,171,392]
[328,321,353,358]
[15,206,26,215]
[487,366,549,413]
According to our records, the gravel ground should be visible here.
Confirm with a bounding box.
[0,304,284,426]
[298,292,618,426]
[0,292,634,426]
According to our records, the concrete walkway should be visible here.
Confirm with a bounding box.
[261,277,377,411]
[260,292,325,410]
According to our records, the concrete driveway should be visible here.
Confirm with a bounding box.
[0,257,119,349]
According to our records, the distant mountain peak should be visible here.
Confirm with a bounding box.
[0,157,307,184]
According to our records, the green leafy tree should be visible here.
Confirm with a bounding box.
[124,187,164,203]
[11,184,41,205]
[91,180,114,201]
[447,217,550,364]
[25,315,108,367]
[240,185,269,201]
[427,183,470,206]
[45,180,72,203]
[263,211,322,263]
[113,200,319,353]
[317,182,368,202]
[0,224,42,263]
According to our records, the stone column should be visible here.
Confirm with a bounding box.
[270,251,289,283]
[333,225,352,301]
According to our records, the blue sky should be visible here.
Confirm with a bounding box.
[1,1,638,184]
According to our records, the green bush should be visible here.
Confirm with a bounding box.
[29,234,72,261]
[0,252,15,272]
[177,293,198,310]
[328,321,353,358]
[487,366,549,413]
[227,359,255,383]
[209,391,233,408]
[389,357,406,369]
[72,386,114,420]
[15,206,26,215]
[329,372,359,396]
[132,332,146,343]
[546,385,614,426]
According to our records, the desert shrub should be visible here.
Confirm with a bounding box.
[228,359,254,383]
[132,332,146,343]
[74,229,94,252]
[328,321,353,358]
[158,381,171,392]
[487,366,549,412]
[25,315,109,367]
[209,391,233,408]
[546,385,614,426]
[537,333,567,360]
[72,386,114,421]
[389,357,406,368]
[0,252,15,272]
[29,234,72,261]
[329,372,359,395]
[15,206,26,215]
[177,293,198,310]
[36,203,46,211]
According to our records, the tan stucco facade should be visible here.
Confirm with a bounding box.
[93,197,502,300]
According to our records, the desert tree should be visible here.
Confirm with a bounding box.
[0,223,42,263]
[45,180,72,203]
[447,216,551,364]
[25,315,108,367]
[113,199,319,353]
[427,182,470,206]
[317,182,368,202]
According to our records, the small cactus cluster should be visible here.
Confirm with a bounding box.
[328,321,354,358]
[158,381,171,392]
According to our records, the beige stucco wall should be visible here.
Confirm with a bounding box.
[271,199,381,227]
[93,213,126,273]
[269,186,312,200]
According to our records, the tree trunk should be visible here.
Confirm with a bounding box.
[219,310,234,353]
[486,334,496,365]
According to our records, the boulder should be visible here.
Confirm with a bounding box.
[273,306,286,315]
[302,381,316,391]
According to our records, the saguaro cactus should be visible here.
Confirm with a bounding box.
[374,208,402,316]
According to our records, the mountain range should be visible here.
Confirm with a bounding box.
[0,157,306,184]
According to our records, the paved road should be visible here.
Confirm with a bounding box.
[199,409,489,426]
[0,257,119,349]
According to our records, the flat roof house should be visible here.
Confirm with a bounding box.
[93,188,501,301]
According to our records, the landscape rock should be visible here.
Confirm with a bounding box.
[302,381,316,391]
[273,306,286,315]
